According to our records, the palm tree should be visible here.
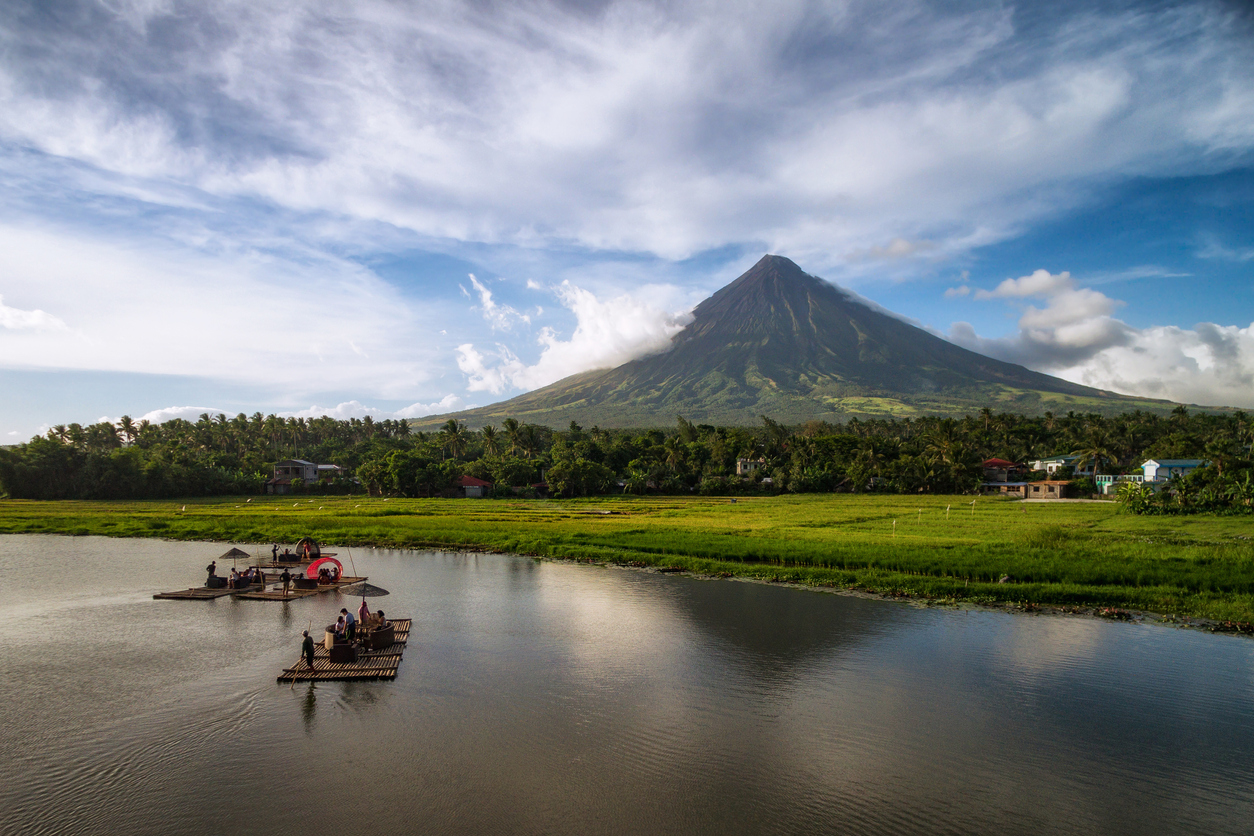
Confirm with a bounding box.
[116,416,137,444]
[517,425,540,459]
[51,424,68,443]
[439,419,470,459]
[480,425,501,456]
[502,418,522,456]
[1074,430,1116,478]
[924,419,961,465]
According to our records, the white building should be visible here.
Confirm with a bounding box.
[1141,459,1207,482]
[1094,459,1207,495]
[1029,454,1094,477]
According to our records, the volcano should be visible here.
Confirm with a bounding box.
[426,255,1173,427]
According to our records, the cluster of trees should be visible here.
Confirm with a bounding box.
[2,405,1250,505]
[1117,462,1254,516]
[0,413,411,499]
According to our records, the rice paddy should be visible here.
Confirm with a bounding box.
[4,493,1254,622]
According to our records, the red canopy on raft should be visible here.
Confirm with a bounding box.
[306,556,343,580]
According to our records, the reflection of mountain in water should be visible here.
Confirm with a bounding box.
[665,577,910,677]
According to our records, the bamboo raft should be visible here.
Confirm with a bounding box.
[153,586,244,600]
[234,576,366,601]
[277,618,412,682]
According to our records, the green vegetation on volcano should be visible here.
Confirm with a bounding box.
[422,255,1187,430]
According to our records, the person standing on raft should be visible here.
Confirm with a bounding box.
[206,560,217,583]
[301,630,316,671]
[271,543,278,561]
[280,567,292,598]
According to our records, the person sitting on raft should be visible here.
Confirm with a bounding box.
[228,568,241,588]
[317,567,331,585]
[373,609,387,629]
[334,614,346,641]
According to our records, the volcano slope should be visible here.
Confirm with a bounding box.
[429,254,1176,428]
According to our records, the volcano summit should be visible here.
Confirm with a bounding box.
[431,255,1173,428]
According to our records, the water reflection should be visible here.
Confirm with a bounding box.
[300,682,316,734]
[0,535,1252,836]
[659,575,907,675]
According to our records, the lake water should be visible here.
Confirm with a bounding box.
[1,534,1252,835]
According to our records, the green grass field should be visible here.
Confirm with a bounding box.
[4,494,1254,622]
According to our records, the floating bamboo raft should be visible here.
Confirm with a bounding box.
[277,618,412,682]
[153,586,242,600]
[234,576,366,601]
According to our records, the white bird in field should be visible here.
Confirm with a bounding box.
[181,505,186,511]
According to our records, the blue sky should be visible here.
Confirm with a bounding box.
[2,0,1253,440]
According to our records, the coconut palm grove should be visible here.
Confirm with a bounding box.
[2,406,1251,515]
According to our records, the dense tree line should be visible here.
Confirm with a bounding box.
[0,412,410,499]
[3,405,1250,508]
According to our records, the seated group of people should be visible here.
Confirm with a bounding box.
[316,565,341,585]
[228,567,263,588]
[333,602,388,643]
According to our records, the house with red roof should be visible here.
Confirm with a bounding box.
[458,474,492,498]
[979,458,1029,498]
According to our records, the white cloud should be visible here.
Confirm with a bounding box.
[848,238,936,261]
[944,285,970,298]
[1198,238,1254,262]
[0,222,441,401]
[456,281,692,394]
[136,406,227,424]
[0,295,67,331]
[949,268,1254,407]
[281,395,464,420]
[975,269,1077,299]
[0,1,1248,264]
[464,274,529,331]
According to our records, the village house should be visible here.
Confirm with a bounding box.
[266,459,344,494]
[736,458,766,477]
[981,458,1025,482]
[458,474,492,498]
[1141,459,1207,482]
[1029,454,1095,477]
[1026,480,1073,499]
[1095,459,1208,495]
[978,458,1029,498]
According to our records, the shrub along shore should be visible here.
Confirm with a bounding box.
[4,493,1254,624]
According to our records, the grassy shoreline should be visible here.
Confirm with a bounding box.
[3,494,1254,623]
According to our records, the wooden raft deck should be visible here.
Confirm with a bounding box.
[277,619,412,683]
[234,576,366,601]
[153,586,242,600]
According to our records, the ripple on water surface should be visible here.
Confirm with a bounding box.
[1,534,1253,835]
